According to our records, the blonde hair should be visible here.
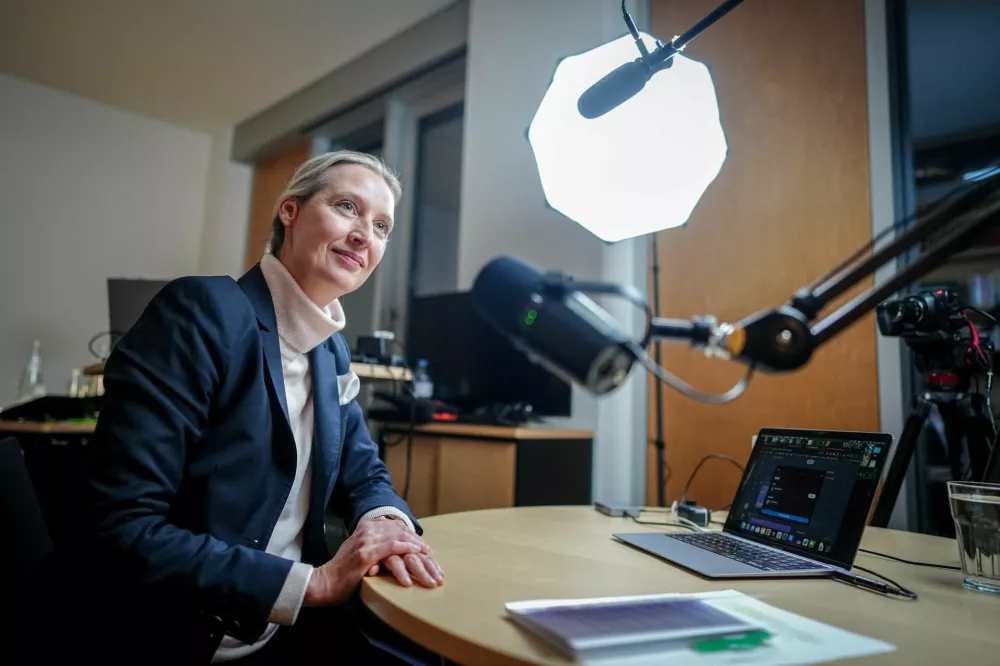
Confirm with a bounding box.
[266,150,402,256]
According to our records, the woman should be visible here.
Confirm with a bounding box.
[75,151,442,664]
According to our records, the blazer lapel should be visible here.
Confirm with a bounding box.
[238,265,291,430]
[310,343,342,511]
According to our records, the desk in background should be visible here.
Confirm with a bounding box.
[73,360,412,390]
[1,362,409,546]
[361,506,998,665]
[376,422,593,518]
[0,419,95,548]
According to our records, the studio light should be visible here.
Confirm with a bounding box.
[527,32,728,243]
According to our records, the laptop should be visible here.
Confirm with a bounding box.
[614,428,893,578]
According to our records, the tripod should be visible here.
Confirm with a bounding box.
[871,370,996,528]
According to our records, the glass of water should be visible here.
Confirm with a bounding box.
[948,481,1000,594]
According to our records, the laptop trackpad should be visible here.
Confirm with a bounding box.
[613,533,765,578]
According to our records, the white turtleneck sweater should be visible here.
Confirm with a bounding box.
[214,255,412,662]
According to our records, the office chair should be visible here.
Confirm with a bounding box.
[0,436,53,582]
[1,436,55,655]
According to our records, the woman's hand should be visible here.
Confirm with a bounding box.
[304,518,432,606]
[374,552,445,588]
[363,517,444,589]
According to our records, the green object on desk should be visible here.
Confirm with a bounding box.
[693,629,771,653]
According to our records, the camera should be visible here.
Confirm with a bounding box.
[876,288,992,374]
[876,289,965,339]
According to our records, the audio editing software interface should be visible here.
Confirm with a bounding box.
[727,433,886,565]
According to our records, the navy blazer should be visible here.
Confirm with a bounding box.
[80,264,418,652]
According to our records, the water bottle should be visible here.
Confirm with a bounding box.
[411,359,434,399]
[16,340,46,402]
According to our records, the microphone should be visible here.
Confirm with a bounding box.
[577,0,748,118]
[470,256,638,395]
[577,58,650,119]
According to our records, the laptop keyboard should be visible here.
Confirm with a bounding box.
[669,532,824,572]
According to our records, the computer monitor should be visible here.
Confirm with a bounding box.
[406,292,572,417]
[107,278,170,344]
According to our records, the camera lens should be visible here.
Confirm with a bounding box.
[885,302,906,323]
[895,297,925,325]
[876,289,959,339]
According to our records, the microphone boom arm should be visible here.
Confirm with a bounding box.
[662,175,1000,374]
[626,0,749,75]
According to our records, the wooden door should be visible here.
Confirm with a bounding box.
[646,0,880,509]
[244,141,312,269]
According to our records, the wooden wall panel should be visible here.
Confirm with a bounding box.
[383,436,516,518]
[385,435,441,518]
[435,439,516,515]
[646,0,880,509]
[244,141,312,270]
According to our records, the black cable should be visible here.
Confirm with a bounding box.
[388,339,413,398]
[630,163,1000,407]
[373,339,417,500]
[394,340,417,502]
[858,548,962,571]
[630,343,756,404]
[986,353,997,438]
[651,231,667,507]
[968,305,998,323]
[992,382,1000,456]
[808,161,1000,292]
[88,330,120,359]
[629,514,698,530]
[851,566,919,600]
[680,454,745,506]
[401,398,416,501]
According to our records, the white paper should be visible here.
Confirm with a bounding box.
[581,590,894,666]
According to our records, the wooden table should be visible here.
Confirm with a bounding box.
[361,506,999,665]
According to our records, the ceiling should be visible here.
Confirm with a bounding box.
[0,0,454,130]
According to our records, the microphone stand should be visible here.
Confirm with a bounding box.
[650,235,667,507]
[620,0,747,507]
[623,0,748,76]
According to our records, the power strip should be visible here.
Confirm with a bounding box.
[677,503,711,527]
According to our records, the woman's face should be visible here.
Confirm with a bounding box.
[277,163,395,305]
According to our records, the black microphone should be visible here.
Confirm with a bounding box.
[577,58,650,119]
[470,256,638,395]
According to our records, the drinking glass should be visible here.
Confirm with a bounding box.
[948,481,1000,594]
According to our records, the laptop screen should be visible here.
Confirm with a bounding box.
[723,428,892,569]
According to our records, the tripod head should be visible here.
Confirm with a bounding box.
[877,288,994,392]
[871,289,999,527]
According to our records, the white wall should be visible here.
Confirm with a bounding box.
[0,72,212,403]
[459,0,648,503]
[458,1,610,288]
[196,127,253,277]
